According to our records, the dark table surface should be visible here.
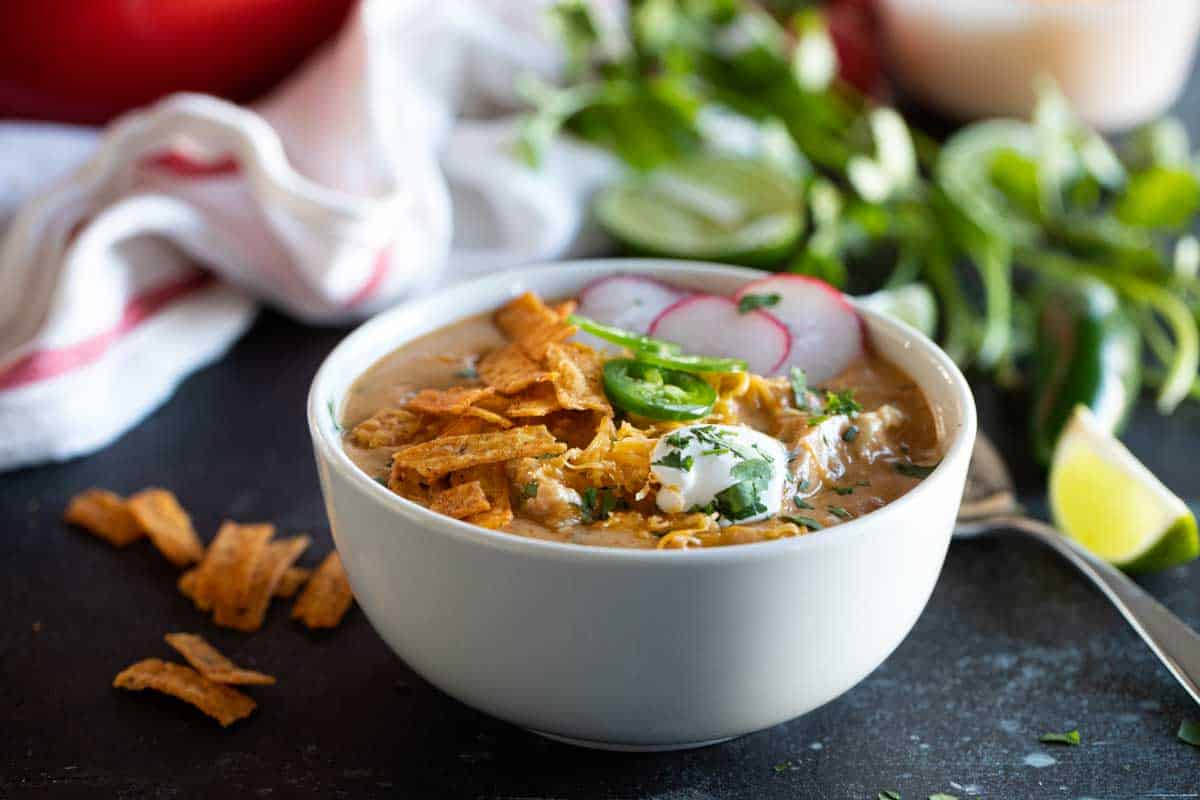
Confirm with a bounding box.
[6,86,1200,800]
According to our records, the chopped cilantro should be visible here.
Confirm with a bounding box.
[373,475,389,488]
[1039,730,1080,745]
[328,398,343,433]
[522,481,539,499]
[842,425,859,442]
[895,460,939,478]
[1179,719,1200,747]
[665,431,691,448]
[579,487,620,523]
[738,293,782,313]
[832,486,854,495]
[790,366,809,409]
[712,459,772,522]
[701,447,730,457]
[797,479,811,492]
[793,496,814,509]
[827,505,852,519]
[654,451,695,471]
[783,514,823,530]
[823,388,862,417]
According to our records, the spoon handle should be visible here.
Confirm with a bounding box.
[997,515,1200,706]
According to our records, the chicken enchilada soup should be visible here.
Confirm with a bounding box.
[341,275,942,549]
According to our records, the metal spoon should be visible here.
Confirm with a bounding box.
[955,432,1200,705]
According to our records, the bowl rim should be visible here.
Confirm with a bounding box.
[308,258,977,565]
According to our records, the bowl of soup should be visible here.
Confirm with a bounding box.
[308,259,976,750]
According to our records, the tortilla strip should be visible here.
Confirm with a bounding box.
[391,425,565,480]
[178,568,199,600]
[350,408,423,448]
[64,489,144,547]
[504,384,563,418]
[225,535,312,632]
[405,385,494,415]
[544,342,611,414]
[477,343,556,395]
[113,658,256,727]
[552,299,577,320]
[273,566,311,598]
[127,489,205,567]
[495,292,577,360]
[453,463,513,530]
[163,633,276,686]
[430,481,492,519]
[292,552,354,630]
[189,521,274,613]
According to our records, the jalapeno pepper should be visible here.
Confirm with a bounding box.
[568,314,681,354]
[632,349,747,374]
[602,359,717,420]
[1031,277,1142,464]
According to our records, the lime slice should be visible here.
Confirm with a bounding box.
[1049,405,1198,572]
[595,154,803,267]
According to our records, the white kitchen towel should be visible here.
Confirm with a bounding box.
[0,0,620,471]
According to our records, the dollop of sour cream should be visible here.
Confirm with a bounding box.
[650,423,788,526]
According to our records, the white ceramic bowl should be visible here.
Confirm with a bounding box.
[878,0,1200,131]
[308,260,976,750]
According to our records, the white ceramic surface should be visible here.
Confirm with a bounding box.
[878,0,1200,131]
[307,260,977,750]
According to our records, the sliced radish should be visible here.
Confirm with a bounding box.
[734,275,863,381]
[576,275,687,333]
[648,295,791,375]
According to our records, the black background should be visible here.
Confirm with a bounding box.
[4,67,1200,800]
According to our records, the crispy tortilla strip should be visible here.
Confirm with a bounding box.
[190,521,274,614]
[178,568,199,600]
[350,408,422,448]
[391,425,565,480]
[430,481,492,519]
[292,552,354,629]
[405,385,494,415]
[505,383,562,418]
[226,535,312,632]
[435,415,497,437]
[495,292,577,360]
[209,523,276,629]
[273,566,311,598]
[547,410,610,450]
[64,489,144,547]
[127,488,204,567]
[453,464,513,530]
[477,343,555,395]
[545,342,610,414]
[164,633,276,686]
[113,658,256,727]
[552,299,577,320]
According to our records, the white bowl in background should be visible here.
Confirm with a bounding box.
[307,260,977,750]
[878,0,1200,131]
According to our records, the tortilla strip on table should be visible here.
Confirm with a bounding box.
[163,633,276,686]
[495,292,577,360]
[225,535,312,632]
[64,489,144,547]
[391,425,565,480]
[273,566,311,598]
[292,552,354,630]
[188,521,274,614]
[113,658,257,727]
[127,488,205,567]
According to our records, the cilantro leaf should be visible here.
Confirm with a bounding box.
[737,293,781,313]
[522,481,539,499]
[579,487,620,523]
[894,460,939,479]
[827,505,852,519]
[823,389,862,417]
[782,514,822,530]
[654,451,695,471]
[1039,730,1081,746]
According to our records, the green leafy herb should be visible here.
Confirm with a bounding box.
[654,451,695,471]
[793,496,814,509]
[842,425,859,442]
[374,475,389,488]
[823,389,862,417]
[738,293,782,313]
[832,486,854,495]
[522,481,540,499]
[712,459,773,522]
[1177,719,1200,747]
[797,479,811,492]
[790,367,809,410]
[1039,729,1081,746]
[665,431,691,448]
[783,514,823,530]
[895,460,939,479]
[579,487,620,523]
[328,398,343,433]
[827,505,852,519]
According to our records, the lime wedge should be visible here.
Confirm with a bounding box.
[1049,405,1198,572]
[594,154,803,267]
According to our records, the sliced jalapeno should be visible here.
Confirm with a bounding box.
[602,359,716,421]
[568,314,681,354]
[633,349,747,374]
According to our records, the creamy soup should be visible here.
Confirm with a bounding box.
[342,290,941,549]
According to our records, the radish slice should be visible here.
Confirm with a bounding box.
[576,275,687,334]
[648,295,791,375]
[734,275,863,381]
